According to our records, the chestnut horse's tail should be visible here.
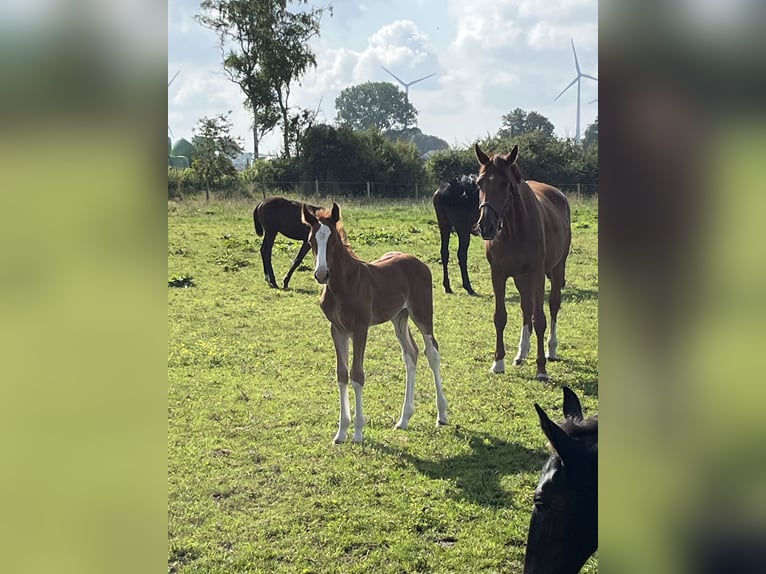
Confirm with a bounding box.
[253,202,264,236]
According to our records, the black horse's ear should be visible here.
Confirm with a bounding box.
[331,202,341,222]
[535,403,579,465]
[562,387,583,421]
[507,144,519,165]
[301,203,317,226]
[475,143,491,166]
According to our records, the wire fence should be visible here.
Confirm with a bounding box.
[168,177,598,202]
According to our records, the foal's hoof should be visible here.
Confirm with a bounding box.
[535,373,550,382]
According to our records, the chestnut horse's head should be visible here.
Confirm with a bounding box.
[474,143,521,240]
[524,387,598,573]
[301,202,342,284]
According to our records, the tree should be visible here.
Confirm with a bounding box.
[386,127,449,156]
[335,82,418,132]
[191,113,242,201]
[195,0,328,158]
[498,108,555,139]
[582,117,598,149]
[171,138,197,163]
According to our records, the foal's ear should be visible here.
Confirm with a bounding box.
[562,386,584,421]
[505,144,519,165]
[535,403,579,465]
[331,202,341,222]
[475,143,491,166]
[301,203,317,226]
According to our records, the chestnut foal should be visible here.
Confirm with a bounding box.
[302,203,448,443]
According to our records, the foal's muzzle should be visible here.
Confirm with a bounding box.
[314,267,329,284]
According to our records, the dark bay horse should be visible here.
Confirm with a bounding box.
[253,196,323,289]
[433,176,480,295]
[475,143,571,381]
[301,202,448,444]
[524,387,598,573]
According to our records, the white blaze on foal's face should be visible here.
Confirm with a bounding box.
[313,223,331,283]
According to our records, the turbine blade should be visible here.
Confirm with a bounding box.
[168,70,179,87]
[588,98,598,104]
[571,39,581,74]
[582,73,598,81]
[381,65,406,86]
[409,72,436,86]
[554,77,578,101]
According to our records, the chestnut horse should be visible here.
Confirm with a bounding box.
[524,387,598,573]
[253,196,323,289]
[433,177,480,295]
[474,144,571,381]
[301,202,448,444]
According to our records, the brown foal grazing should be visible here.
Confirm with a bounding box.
[301,202,448,443]
[474,143,571,381]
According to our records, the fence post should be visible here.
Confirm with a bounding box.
[577,182,581,196]
[367,181,371,198]
[415,183,418,201]
[315,179,319,196]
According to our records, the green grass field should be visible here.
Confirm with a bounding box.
[168,194,598,573]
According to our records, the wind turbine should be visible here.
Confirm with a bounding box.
[380,66,436,98]
[554,40,597,141]
[168,71,179,138]
[380,66,436,129]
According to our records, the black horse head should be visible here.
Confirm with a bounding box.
[524,387,598,574]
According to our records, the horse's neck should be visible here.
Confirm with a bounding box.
[504,180,535,241]
[327,241,363,293]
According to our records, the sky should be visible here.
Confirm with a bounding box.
[168,0,598,155]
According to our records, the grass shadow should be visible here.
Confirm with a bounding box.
[369,429,547,508]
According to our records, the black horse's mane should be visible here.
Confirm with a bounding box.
[438,176,479,208]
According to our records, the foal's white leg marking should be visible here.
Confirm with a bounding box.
[351,380,365,443]
[396,351,417,430]
[334,382,351,444]
[424,335,449,426]
[490,358,505,374]
[547,320,558,360]
[313,224,331,282]
[513,324,531,364]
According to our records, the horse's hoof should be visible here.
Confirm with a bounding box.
[513,358,525,366]
[395,421,408,430]
[437,419,449,427]
[332,434,346,444]
[466,290,478,297]
[547,356,559,362]
[352,434,364,443]
[445,288,453,294]
[490,359,505,374]
[535,373,550,382]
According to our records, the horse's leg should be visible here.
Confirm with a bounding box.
[457,231,476,296]
[409,317,449,426]
[392,309,419,429]
[438,220,453,294]
[512,274,533,366]
[349,327,368,443]
[490,269,508,373]
[260,231,278,288]
[530,273,549,381]
[546,262,566,361]
[282,241,311,289]
[330,325,351,444]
